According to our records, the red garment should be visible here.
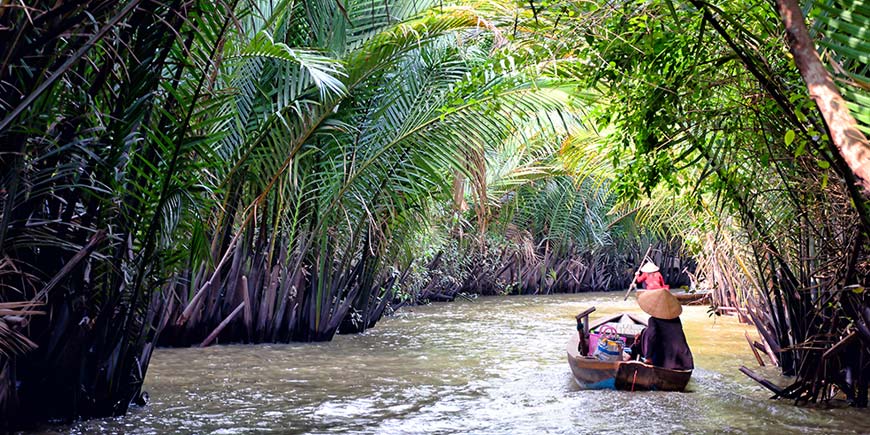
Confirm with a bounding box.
[636,271,669,290]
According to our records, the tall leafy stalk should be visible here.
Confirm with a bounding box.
[0,0,239,425]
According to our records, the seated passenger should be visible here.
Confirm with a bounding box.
[634,261,669,290]
[635,289,694,370]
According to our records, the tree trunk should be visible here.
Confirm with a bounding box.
[776,0,870,199]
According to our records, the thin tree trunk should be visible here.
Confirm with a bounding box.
[776,0,870,198]
[200,302,245,347]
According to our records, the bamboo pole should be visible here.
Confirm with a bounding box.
[739,366,784,395]
[241,275,253,341]
[761,332,780,366]
[745,331,766,366]
[200,302,245,347]
[822,331,857,361]
[33,230,106,302]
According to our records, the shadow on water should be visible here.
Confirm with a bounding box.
[49,293,870,434]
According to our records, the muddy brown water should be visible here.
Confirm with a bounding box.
[53,293,870,434]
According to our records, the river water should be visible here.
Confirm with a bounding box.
[61,293,870,434]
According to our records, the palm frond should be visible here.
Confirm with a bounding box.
[812,0,870,134]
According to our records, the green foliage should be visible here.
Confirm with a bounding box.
[812,0,870,134]
[0,0,242,423]
[8,0,870,423]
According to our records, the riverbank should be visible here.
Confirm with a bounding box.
[53,293,870,434]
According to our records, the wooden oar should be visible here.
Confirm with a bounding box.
[623,245,653,301]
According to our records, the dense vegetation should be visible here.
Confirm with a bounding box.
[0,0,868,428]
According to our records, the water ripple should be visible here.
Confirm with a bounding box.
[50,293,870,434]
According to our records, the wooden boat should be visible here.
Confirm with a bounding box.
[567,310,692,391]
[673,290,710,305]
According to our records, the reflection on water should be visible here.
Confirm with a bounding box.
[58,293,870,434]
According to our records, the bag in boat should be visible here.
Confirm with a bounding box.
[593,325,625,361]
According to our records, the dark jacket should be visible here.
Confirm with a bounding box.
[641,316,694,370]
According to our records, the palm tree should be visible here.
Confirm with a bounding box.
[162,0,583,344]
[775,0,870,204]
[561,0,870,404]
[0,0,243,425]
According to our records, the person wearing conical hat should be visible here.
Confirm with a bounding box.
[635,289,694,370]
[634,261,669,290]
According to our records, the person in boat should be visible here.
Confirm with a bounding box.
[633,289,694,370]
[634,261,669,290]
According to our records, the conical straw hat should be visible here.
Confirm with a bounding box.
[640,262,659,273]
[637,289,682,319]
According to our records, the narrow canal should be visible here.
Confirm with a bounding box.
[62,293,870,434]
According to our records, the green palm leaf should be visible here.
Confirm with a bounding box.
[812,0,870,133]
